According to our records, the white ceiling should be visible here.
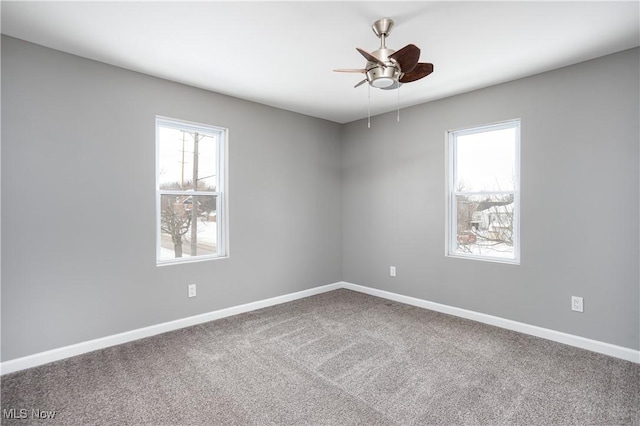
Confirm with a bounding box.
[2,1,639,124]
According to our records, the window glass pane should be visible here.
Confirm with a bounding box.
[455,127,516,192]
[159,194,218,261]
[454,193,515,259]
[158,127,218,191]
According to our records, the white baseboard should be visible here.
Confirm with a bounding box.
[2,280,638,374]
[341,281,640,364]
[0,282,341,375]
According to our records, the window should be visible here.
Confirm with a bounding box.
[156,117,227,265]
[447,120,520,263]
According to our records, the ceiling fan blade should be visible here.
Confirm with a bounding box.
[356,48,385,67]
[389,44,420,73]
[333,69,367,73]
[399,62,434,83]
[354,79,368,88]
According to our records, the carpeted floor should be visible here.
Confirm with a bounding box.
[1,289,639,425]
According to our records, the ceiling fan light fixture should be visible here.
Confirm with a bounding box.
[371,77,395,88]
[366,64,400,89]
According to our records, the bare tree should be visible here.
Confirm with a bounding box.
[474,201,514,250]
[455,192,514,254]
[160,199,191,258]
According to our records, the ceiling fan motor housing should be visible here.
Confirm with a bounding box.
[366,63,401,88]
[366,47,401,88]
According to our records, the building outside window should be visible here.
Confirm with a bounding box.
[156,116,228,265]
[447,119,520,263]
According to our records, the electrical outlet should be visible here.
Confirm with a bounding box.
[390,266,396,277]
[188,284,197,298]
[571,296,583,312]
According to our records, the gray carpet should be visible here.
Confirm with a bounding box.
[1,289,639,425]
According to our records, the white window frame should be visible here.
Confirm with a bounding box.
[155,116,229,266]
[446,119,521,264]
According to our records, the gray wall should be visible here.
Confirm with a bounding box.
[342,48,640,350]
[2,36,638,362]
[1,36,342,361]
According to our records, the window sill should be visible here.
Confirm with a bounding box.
[446,253,520,265]
[156,255,229,267]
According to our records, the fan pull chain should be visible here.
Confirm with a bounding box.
[367,84,371,128]
[397,84,401,122]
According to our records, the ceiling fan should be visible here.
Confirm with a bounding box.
[334,17,434,90]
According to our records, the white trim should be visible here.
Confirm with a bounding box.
[2,281,637,375]
[219,127,229,257]
[0,282,341,375]
[155,115,226,136]
[341,282,640,364]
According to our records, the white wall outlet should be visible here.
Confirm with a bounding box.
[188,284,197,298]
[571,296,583,312]
[390,266,396,277]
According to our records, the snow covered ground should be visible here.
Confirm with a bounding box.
[159,219,217,260]
[455,242,514,259]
